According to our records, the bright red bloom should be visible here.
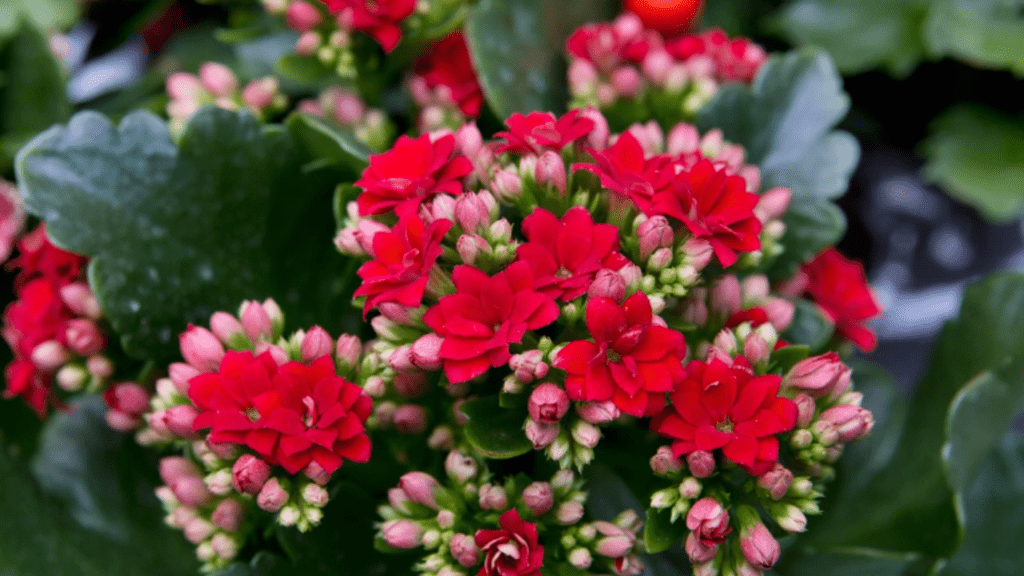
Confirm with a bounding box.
[474,508,544,576]
[573,132,678,214]
[190,351,372,474]
[3,279,72,359]
[566,17,660,72]
[553,292,685,417]
[321,0,416,53]
[355,134,473,216]
[422,262,560,383]
[724,307,769,329]
[8,225,86,290]
[802,248,883,353]
[515,207,629,302]
[414,32,484,118]
[354,212,452,316]
[665,28,766,83]
[4,358,50,416]
[653,356,797,476]
[650,158,762,267]
[495,109,595,156]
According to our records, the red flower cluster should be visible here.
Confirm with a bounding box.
[355,133,473,216]
[494,109,596,156]
[566,15,661,72]
[354,212,451,316]
[413,32,484,119]
[2,225,93,415]
[321,0,416,53]
[189,351,372,474]
[666,28,767,83]
[516,207,629,302]
[474,508,545,576]
[653,356,797,476]
[801,248,883,353]
[423,262,560,383]
[553,292,686,417]
[576,136,762,267]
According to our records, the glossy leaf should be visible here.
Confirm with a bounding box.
[16,108,362,360]
[460,395,532,459]
[924,0,1024,75]
[921,105,1024,222]
[0,0,78,39]
[465,0,618,118]
[287,113,372,174]
[644,507,685,554]
[782,299,834,354]
[770,198,846,279]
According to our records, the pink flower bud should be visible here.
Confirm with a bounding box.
[646,246,673,271]
[409,333,443,371]
[685,532,718,564]
[535,151,567,195]
[212,498,245,532]
[569,547,593,569]
[184,517,215,544]
[179,325,225,372]
[528,383,570,424]
[648,445,683,476]
[256,478,289,512]
[811,420,839,446]
[162,405,200,438]
[210,312,246,346]
[159,456,201,485]
[59,282,102,319]
[667,122,700,155]
[612,66,643,98]
[627,121,664,157]
[588,269,627,302]
[168,362,200,395]
[794,394,816,427]
[568,58,598,95]
[556,500,584,525]
[593,521,635,558]
[300,326,333,362]
[394,404,428,435]
[456,234,482,265]
[449,533,479,567]
[166,72,205,102]
[491,168,523,201]
[525,420,559,449]
[743,332,771,365]
[198,62,238,97]
[254,341,289,366]
[382,519,423,549]
[686,498,731,545]
[105,409,139,431]
[773,504,807,533]
[333,334,361,372]
[455,123,484,158]
[579,106,610,151]
[478,484,508,510]
[684,450,715,478]
[211,533,239,561]
[285,0,322,32]
[576,400,620,424]
[510,350,547,383]
[819,405,874,442]
[454,193,490,233]
[763,297,795,331]
[232,454,271,495]
[241,77,279,111]
[642,49,674,86]
[739,521,779,570]
[399,471,440,510]
[295,30,321,56]
[757,464,794,500]
[302,482,329,507]
[754,187,792,222]
[709,276,742,316]
[571,420,601,448]
[240,300,273,343]
[30,340,70,371]
[522,481,554,516]
[63,319,106,356]
[445,450,478,483]
[784,353,852,399]
[172,476,213,507]
[637,216,673,261]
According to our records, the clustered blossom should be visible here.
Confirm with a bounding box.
[409,31,485,133]
[799,248,884,353]
[166,62,287,134]
[321,0,416,53]
[1,224,118,418]
[566,13,766,124]
[296,86,393,150]
[140,299,370,569]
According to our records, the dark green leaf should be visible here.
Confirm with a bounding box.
[924,0,1024,75]
[771,0,930,77]
[782,299,834,353]
[775,548,931,576]
[275,54,333,85]
[584,462,643,522]
[644,507,686,554]
[460,395,532,459]
[769,198,846,279]
[0,0,78,39]
[16,108,360,360]
[287,113,371,174]
[464,0,618,118]
[769,344,811,374]
[921,104,1024,222]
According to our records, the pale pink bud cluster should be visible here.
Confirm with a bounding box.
[510,350,550,384]
[297,87,390,149]
[0,180,26,262]
[166,63,287,133]
[575,510,645,575]
[103,382,150,431]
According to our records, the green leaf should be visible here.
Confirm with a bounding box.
[584,462,644,522]
[940,433,1024,576]
[924,0,1024,75]
[775,548,931,576]
[644,507,686,554]
[782,299,834,353]
[920,104,1024,222]
[0,0,78,39]
[802,273,1024,559]
[16,108,361,360]
[769,344,811,374]
[287,113,371,174]
[0,21,70,171]
[460,395,532,459]
[0,398,198,576]
[771,0,930,77]
[695,48,857,277]
[464,0,618,118]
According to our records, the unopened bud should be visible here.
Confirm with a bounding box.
[179,326,225,372]
[256,478,289,512]
[588,269,627,302]
[31,340,70,371]
[198,62,238,97]
[576,400,620,424]
[445,450,478,483]
[686,450,715,478]
[212,498,245,532]
[240,300,274,343]
[382,519,423,549]
[571,420,601,448]
[394,404,428,435]
[522,482,554,516]
[535,151,567,195]
[525,419,560,449]
[557,501,585,525]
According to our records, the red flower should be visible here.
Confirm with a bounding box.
[474,508,544,576]
[4,358,50,416]
[565,17,659,72]
[650,158,762,267]
[354,212,452,316]
[723,307,768,329]
[189,351,372,474]
[321,0,416,53]
[355,134,473,216]
[653,356,797,476]
[573,132,678,214]
[422,262,560,383]
[515,207,629,302]
[495,109,595,156]
[665,28,766,83]
[802,248,883,353]
[3,279,71,358]
[414,32,484,118]
[553,292,685,417]
[8,225,86,290]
